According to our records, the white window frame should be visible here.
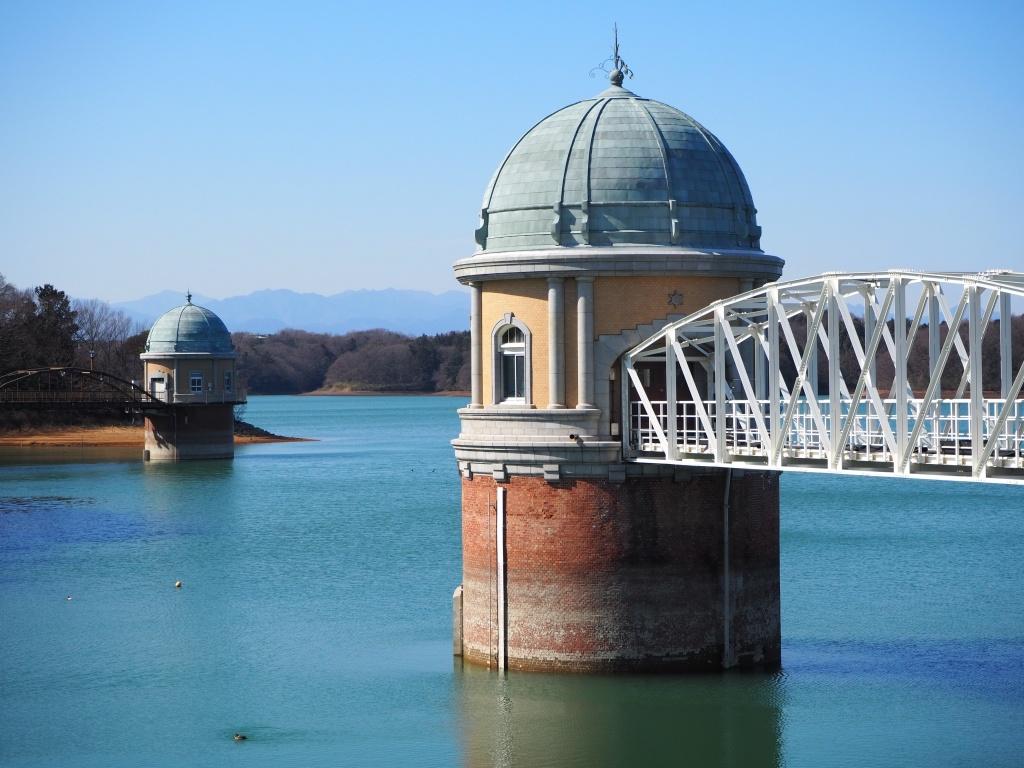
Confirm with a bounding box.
[190,372,203,393]
[491,313,531,406]
[224,371,233,393]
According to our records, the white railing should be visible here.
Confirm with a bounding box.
[630,398,1024,472]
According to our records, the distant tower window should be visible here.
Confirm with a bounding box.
[224,372,233,392]
[190,372,203,393]
[491,315,531,405]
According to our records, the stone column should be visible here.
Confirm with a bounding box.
[548,278,565,408]
[576,277,594,408]
[470,282,483,408]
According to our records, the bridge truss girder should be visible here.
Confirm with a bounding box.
[0,367,168,413]
[623,270,1024,485]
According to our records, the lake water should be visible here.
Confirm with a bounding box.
[1,395,1022,767]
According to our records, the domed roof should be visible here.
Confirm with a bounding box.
[474,80,762,254]
[143,297,234,357]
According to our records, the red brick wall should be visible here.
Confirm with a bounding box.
[460,471,780,672]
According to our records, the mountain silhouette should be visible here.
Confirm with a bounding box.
[113,288,469,336]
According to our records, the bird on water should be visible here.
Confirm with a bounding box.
[233,733,247,742]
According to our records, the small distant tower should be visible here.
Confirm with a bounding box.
[139,295,242,460]
[452,54,785,671]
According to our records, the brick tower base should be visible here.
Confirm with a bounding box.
[457,469,780,672]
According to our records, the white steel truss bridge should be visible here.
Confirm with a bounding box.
[623,270,1024,485]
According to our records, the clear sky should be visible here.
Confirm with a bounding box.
[1,0,1022,302]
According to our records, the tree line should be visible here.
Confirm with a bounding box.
[233,328,469,394]
[0,275,470,394]
[1,274,1017,398]
[774,313,1022,396]
[0,274,147,381]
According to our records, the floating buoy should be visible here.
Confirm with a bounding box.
[175,581,182,589]
[233,733,247,742]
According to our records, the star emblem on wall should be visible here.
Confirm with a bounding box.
[667,290,684,308]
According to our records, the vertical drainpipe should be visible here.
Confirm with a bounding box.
[576,277,594,408]
[548,278,565,408]
[452,585,464,657]
[470,282,483,407]
[496,486,508,671]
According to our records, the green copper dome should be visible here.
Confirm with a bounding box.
[474,83,762,253]
[143,299,234,357]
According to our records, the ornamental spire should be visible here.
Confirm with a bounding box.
[609,23,633,86]
[591,24,634,86]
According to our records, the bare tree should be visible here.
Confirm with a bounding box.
[72,297,146,379]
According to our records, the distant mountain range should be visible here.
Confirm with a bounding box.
[112,288,470,336]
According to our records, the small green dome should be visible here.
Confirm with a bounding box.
[143,300,234,356]
[475,83,762,253]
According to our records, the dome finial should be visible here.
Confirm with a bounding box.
[590,23,634,87]
[186,290,192,304]
[609,23,633,86]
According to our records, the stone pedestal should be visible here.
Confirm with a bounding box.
[143,405,234,461]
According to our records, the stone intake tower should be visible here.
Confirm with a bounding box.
[452,67,785,672]
[139,296,242,461]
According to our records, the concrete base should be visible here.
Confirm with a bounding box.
[144,405,234,461]
[459,469,780,672]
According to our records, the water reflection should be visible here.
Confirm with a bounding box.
[456,660,784,768]
[0,445,140,465]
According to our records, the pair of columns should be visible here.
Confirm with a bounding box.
[469,277,594,409]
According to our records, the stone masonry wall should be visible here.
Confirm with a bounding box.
[144,404,234,461]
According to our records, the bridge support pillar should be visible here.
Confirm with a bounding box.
[144,405,234,461]
[457,465,780,672]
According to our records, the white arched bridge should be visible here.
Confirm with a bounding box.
[623,270,1024,485]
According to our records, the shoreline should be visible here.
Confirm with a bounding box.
[0,425,307,448]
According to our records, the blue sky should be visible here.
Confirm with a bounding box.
[1,0,1022,301]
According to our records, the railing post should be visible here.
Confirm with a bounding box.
[828,280,842,469]
[862,287,877,385]
[714,306,728,463]
[621,356,633,458]
[894,276,908,473]
[665,331,679,461]
[1000,290,1012,398]
[928,284,941,380]
[969,285,984,476]
[768,289,781,465]
[805,305,818,400]
[754,327,766,402]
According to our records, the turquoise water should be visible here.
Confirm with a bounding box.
[1,395,1021,768]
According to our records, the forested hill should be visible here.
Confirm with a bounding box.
[0,275,469,395]
[234,329,469,394]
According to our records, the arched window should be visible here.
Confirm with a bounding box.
[499,326,525,402]
[491,314,531,405]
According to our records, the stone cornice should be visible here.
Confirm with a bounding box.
[453,246,784,284]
